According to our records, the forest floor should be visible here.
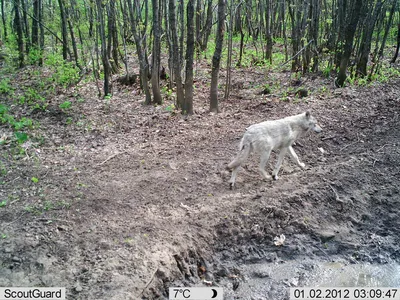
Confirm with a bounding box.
[1,61,400,300]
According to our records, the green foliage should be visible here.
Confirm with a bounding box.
[323,64,333,78]
[45,53,80,88]
[59,101,72,110]
[0,103,8,115]
[14,132,28,144]
[0,78,14,95]
[165,103,175,112]
[0,162,6,176]
[0,104,34,146]
[24,87,45,105]
[161,86,172,98]
[31,177,39,183]
[28,48,43,65]
[0,200,7,207]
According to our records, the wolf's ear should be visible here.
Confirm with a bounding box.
[305,111,310,119]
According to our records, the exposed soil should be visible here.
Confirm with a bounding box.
[1,66,400,300]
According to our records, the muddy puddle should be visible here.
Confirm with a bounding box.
[222,259,400,299]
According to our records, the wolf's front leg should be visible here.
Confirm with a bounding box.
[272,148,288,180]
[288,146,305,169]
[259,149,272,180]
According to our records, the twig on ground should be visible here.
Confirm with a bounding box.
[313,244,330,257]
[339,140,359,152]
[3,212,27,228]
[97,151,127,166]
[328,184,344,211]
[321,135,335,141]
[36,218,74,224]
[376,144,388,152]
[139,268,158,298]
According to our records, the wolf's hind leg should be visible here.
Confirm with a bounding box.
[288,146,305,169]
[228,143,251,189]
[229,166,240,189]
[259,149,272,180]
[272,148,288,180]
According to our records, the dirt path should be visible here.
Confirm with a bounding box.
[1,72,399,299]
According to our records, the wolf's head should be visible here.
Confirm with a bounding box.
[304,111,322,133]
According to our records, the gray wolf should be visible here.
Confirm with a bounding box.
[227,111,322,189]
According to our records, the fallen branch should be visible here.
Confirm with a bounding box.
[321,135,335,141]
[138,268,158,298]
[97,151,127,166]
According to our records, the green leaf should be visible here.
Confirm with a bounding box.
[0,104,8,114]
[0,200,7,207]
[59,101,72,110]
[31,177,39,183]
[14,132,28,144]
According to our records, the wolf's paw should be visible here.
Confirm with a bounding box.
[299,162,306,169]
[272,174,279,181]
[229,182,235,190]
[262,174,272,180]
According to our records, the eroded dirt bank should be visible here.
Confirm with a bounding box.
[0,73,399,299]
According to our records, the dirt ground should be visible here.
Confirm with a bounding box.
[1,65,400,300]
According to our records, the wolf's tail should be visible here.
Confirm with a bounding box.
[228,137,251,169]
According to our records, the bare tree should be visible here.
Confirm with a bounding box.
[169,0,184,109]
[210,0,225,113]
[356,0,383,77]
[58,0,69,60]
[127,0,151,104]
[1,0,7,40]
[392,23,400,64]
[184,0,195,114]
[336,0,364,87]
[14,0,24,67]
[95,0,112,96]
[151,0,162,105]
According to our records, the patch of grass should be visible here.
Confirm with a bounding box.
[0,78,15,95]
[45,53,80,88]
[59,101,72,111]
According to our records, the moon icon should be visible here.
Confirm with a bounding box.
[211,288,218,298]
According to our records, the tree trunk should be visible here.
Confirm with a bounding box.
[178,0,184,68]
[96,0,112,97]
[32,0,40,48]
[1,0,7,41]
[210,0,225,113]
[391,23,400,63]
[376,0,396,61]
[58,0,69,60]
[225,0,234,99]
[39,0,44,65]
[309,0,319,72]
[264,0,272,63]
[127,0,151,104]
[356,0,383,77]
[21,0,30,54]
[195,0,201,49]
[163,0,174,88]
[107,0,119,73]
[66,5,81,69]
[200,0,213,52]
[14,0,24,67]
[151,0,162,105]
[184,0,194,115]
[169,0,184,109]
[336,0,363,87]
